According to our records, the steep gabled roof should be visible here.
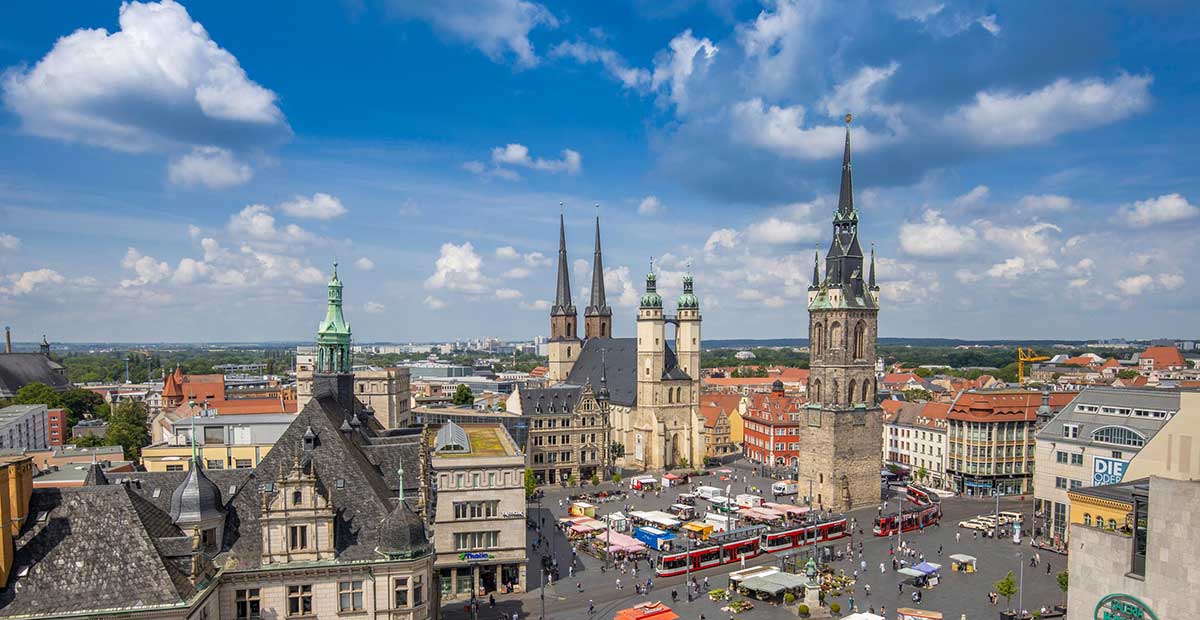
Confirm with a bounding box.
[0,485,209,617]
[0,353,71,397]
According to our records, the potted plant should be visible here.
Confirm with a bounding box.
[830,602,841,614]
[784,592,796,605]
[797,604,810,617]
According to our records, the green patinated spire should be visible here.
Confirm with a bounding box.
[677,263,699,310]
[317,261,352,374]
[640,258,662,309]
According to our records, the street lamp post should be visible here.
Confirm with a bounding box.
[994,488,1001,539]
[684,536,693,601]
[540,568,547,620]
[1017,552,1025,616]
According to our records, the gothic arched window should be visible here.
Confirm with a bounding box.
[812,379,821,403]
[847,380,856,405]
[853,322,866,359]
[862,380,870,403]
[832,380,840,405]
[830,322,842,350]
[812,323,823,355]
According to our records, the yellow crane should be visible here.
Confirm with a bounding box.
[1017,348,1051,383]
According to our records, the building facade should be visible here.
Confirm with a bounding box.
[883,401,950,489]
[45,407,65,447]
[1066,476,1199,620]
[514,383,607,484]
[0,405,49,452]
[429,421,527,600]
[796,119,884,512]
[698,393,739,462]
[946,389,1075,496]
[1033,387,1177,548]
[740,382,805,467]
[534,213,705,471]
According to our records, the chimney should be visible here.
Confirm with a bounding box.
[4,327,10,354]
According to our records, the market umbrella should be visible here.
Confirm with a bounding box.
[898,567,925,578]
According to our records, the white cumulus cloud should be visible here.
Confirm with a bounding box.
[704,229,739,253]
[4,268,65,295]
[120,247,171,287]
[0,234,20,251]
[899,210,977,256]
[490,143,581,175]
[388,0,557,68]
[651,30,718,111]
[494,288,523,300]
[638,196,665,215]
[364,301,386,314]
[551,40,650,88]
[425,242,490,294]
[423,295,446,309]
[947,73,1152,147]
[952,185,989,208]
[1,0,287,154]
[228,205,315,243]
[279,193,347,220]
[745,217,820,245]
[167,146,253,189]
[354,257,375,271]
[1018,194,1074,212]
[1119,193,1199,227]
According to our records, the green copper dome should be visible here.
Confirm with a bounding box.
[677,273,699,309]
[640,271,662,308]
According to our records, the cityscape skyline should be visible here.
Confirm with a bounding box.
[1,1,1198,342]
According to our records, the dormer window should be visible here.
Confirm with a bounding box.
[292,490,303,506]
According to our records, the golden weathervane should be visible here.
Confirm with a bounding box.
[845,113,853,125]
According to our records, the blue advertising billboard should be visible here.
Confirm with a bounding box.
[1092,456,1129,486]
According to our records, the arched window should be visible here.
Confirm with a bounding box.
[567,346,572,357]
[812,323,823,355]
[1108,519,1117,530]
[832,380,840,405]
[292,491,303,506]
[812,379,821,403]
[862,380,870,403]
[847,380,856,405]
[1091,426,1145,447]
[830,322,842,349]
[1083,513,1091,526]
[853,322,866,359]
[601,323,607,337]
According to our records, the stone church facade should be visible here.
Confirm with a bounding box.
[522,213,705,472]
[796,119,885,512]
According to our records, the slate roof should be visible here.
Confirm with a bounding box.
[0,353,71,398]
[1035,386,1178,446]
[222,394,429,567]
[0,485,210,618]
[518,384,584,415]
[1069,477,1149,505]
[562,337,691,408]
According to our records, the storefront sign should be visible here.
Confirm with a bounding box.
[503,511,525,518]
[1092,456,1129,486]
[1095,594,1156,620]
[459,552,495,562]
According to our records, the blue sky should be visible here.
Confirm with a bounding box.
[0,0,1198,343]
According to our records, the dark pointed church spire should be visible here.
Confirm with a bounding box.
[811,249,821,288]
[837,113,855,218]
[584,205,613,339]
[552,205,574,315]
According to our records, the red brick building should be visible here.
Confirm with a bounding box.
[741,381,806,466]
[46,408,66,447]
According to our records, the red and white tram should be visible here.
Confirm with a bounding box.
[655,516,850,577]
[873,484,943,536]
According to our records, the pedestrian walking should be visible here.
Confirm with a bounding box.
[1047,563,1052,575]
[616,578,622,590]
[937,544,942,556]
[865,584,871,596]
[589,600,595,614]
[879,562,885,574]
[861,559,867,572]
[898,582,903,594]
[956,531,961,543]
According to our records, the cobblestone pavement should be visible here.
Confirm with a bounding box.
[441,460,1066,620]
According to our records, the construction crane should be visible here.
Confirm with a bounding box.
[1017,348,1051,383]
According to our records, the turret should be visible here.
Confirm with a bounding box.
[675,270,701,380]
[314,261,355,413]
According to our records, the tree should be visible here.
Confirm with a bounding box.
[1117,369,1140,379]
[452,384,474,406]
[61,387,105,427]
[12,382,64,409]
[524,467,537,499]
[995,570,1018,610]
[612,472,622,484]
[915,466,928,483]
[567,474,578,487]
[106,400,151,461]
[904,388,934,402]
[610,442,626,459]
[911,367,935,378]
[71,434,105,448]
[1056,570,1068,603]
[590,473,600,486]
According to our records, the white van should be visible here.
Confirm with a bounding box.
[771,481,798,496]
[695,485,723,500]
